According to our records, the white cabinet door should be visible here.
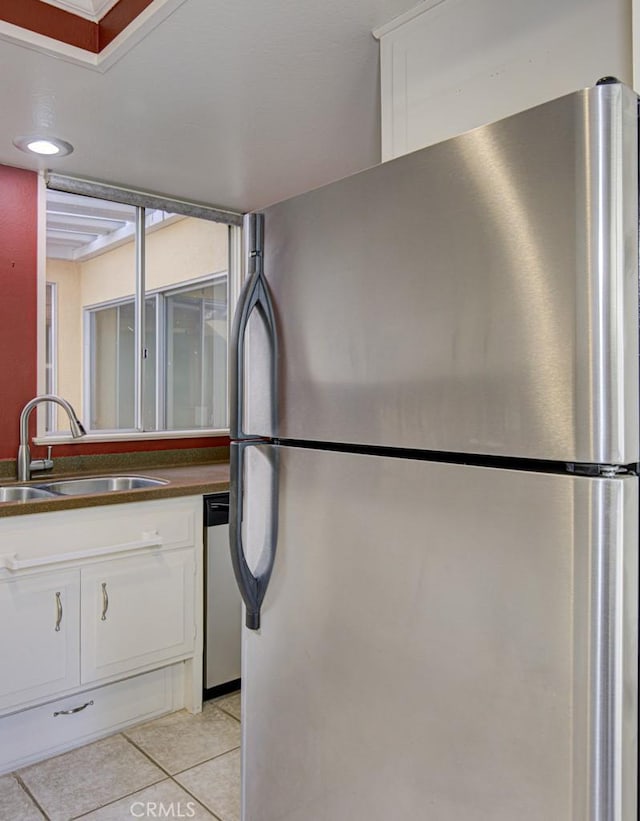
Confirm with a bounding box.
[81,549,195,684]
[375,0,632,161]
[0,570,80,712]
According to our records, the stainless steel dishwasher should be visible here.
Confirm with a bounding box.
[203,492,241,698]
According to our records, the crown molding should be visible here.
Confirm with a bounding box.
[38,0,120,23]
[372,0,448,39]
[0,0,187,70]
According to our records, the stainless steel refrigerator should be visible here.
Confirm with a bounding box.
[229,80,638,821]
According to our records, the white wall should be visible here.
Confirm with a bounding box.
[377,0,633,159]
[46,260,82,429]
[81,218,228,307]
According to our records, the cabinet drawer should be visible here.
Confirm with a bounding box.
[0,497,199,569]
[0,667,175,775]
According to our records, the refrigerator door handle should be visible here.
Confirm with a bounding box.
[230,440,279,630]
[229,212,278,440]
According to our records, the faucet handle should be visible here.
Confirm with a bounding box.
[30,445,54,475]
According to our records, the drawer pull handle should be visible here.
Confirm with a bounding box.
[53,700,94,717]
[101,582,109,621]
[55,591,62,632]
[0,535,164,571]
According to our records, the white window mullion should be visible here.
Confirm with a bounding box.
[45,282,58,432]
[114,306,121,428]
[134,206,146,431]
[83,310,92,430]
[156,293,165,431]
[199,296,207,413]
[165,294,175,430]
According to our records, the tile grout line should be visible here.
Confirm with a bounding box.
[11,733,167,821]
[67,774,201,820]
[60,732,166,819]
[68,773,168,821]
[122,720,241,777]
[121,733,176,779]
[166,776,224,821]
[123,730,240,821]
[208,692,241,724]
[10,706,240,821]
[171,746,241,821]
[121,732,228,821]
[13,772,52,821]
[210,695,240,718]
[170,744,241,777]
[215,707,241,724]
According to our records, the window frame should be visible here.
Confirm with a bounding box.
[83,292,139,434]
[36,172,243,444]
[82,272,228,435]
[44,281,58,432]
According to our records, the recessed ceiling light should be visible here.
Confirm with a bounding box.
[13,136,74,157]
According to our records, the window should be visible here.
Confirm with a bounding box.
[42,177,241,440]
[86,276,227,432]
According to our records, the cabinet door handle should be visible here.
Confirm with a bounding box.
[55,591,62,632]
[53,700,94,717]
[101,582,109,621]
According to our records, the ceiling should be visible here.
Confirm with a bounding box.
[46,188,185,260]
[0,0,418,214]
[47,189,133,260]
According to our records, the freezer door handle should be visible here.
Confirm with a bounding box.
[230,441,279,630]
[229,213,278,440]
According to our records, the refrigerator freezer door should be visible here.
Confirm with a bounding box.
[241,447,638,821]
[246,83,639,464]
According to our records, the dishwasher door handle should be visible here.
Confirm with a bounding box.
[204,494,230,527]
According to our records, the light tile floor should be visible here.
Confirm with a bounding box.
[1,692,241,821]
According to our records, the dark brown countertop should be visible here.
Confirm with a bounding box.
[0,462,230,518]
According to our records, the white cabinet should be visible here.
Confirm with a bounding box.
[375,0,633,161]
[0,495,203,774]
[81,549,195,683]
[0,569,80,712]
[0,667,178,774]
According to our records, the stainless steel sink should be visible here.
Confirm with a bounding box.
[37,476,167,496]
[0,486,57,502]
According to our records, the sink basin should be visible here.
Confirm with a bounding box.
[38,476,167,496]
[0,486,57,503]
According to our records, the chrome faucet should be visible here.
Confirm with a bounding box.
[17,395,86,482]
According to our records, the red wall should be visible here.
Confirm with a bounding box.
[0,0,97,51]
[0,163,229,464]
[0,165,38,460]
[0,0,156,53]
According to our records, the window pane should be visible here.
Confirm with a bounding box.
[46,191,137,433]
[165,280,227,429]
[207,279,228,428]
[90,301,135,430]
[144,213,228,430]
